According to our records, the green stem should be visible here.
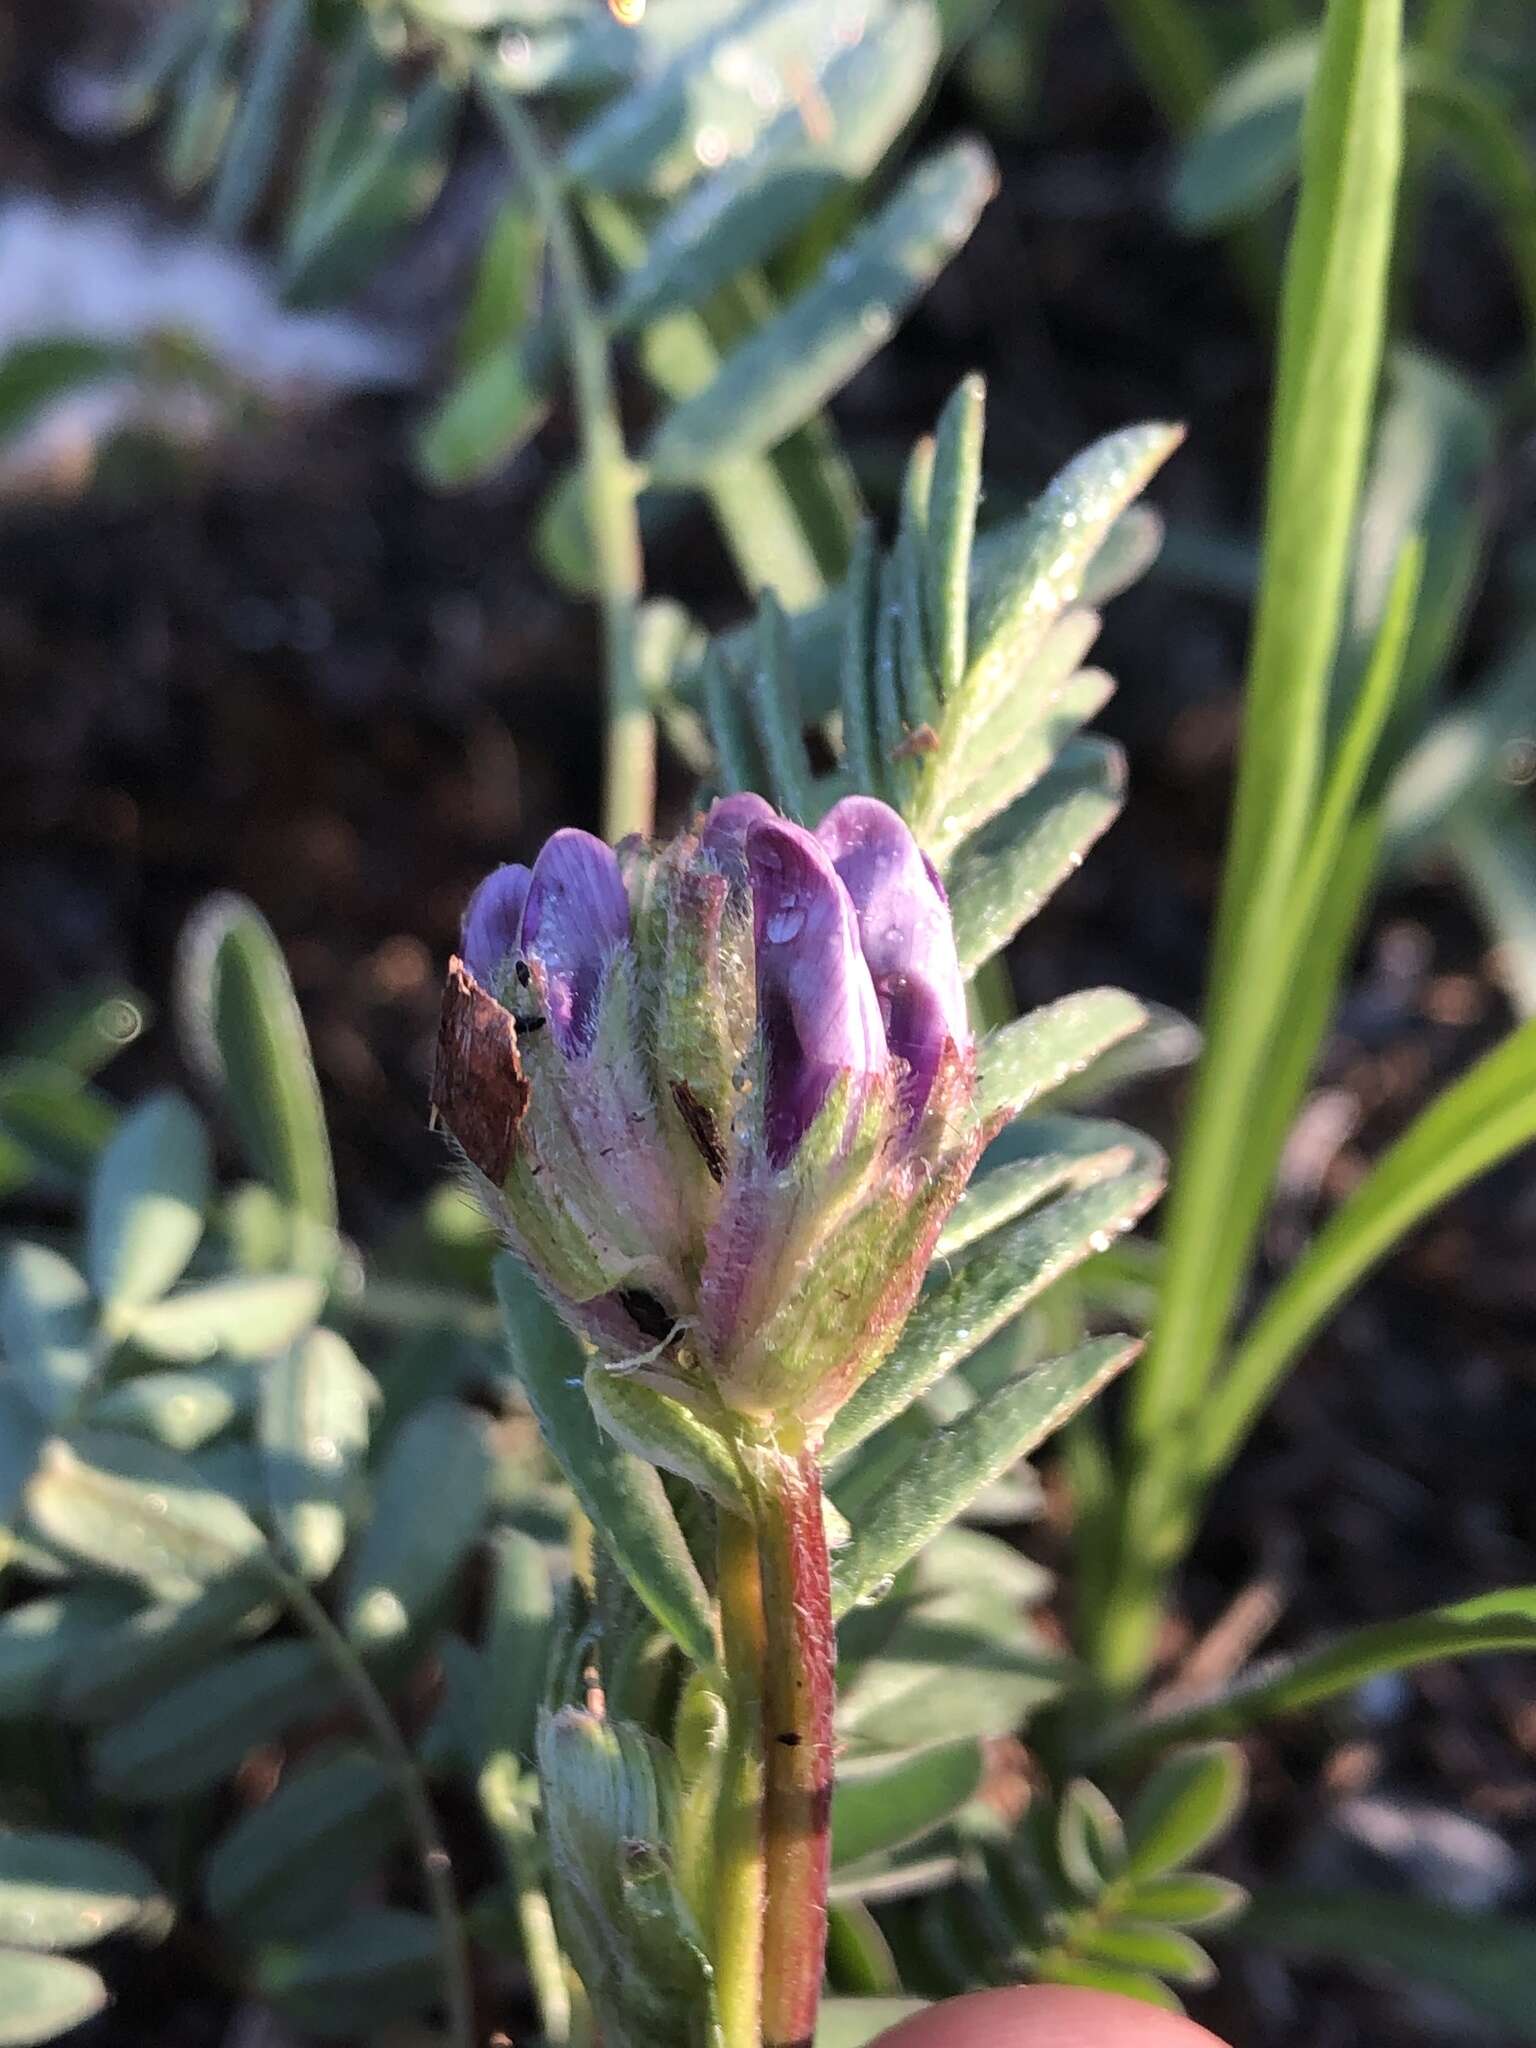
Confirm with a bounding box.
[276,1569,475,2048]
[482,83,656,842]
[481,1754,573,2045]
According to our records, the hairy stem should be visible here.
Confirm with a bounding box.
[277,1569,475,2048]
[482,83,655,842]
[754,1441,835,2048]
[714,1434,836,2048]
[714,1510,767,2048]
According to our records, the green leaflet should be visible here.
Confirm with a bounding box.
[91,1640,344,1803]
[0,1246,96,1426]
[0,1832,166,1952]
[25,1429,267,1604]
[178,895,337,1239]
[0,1953,108,2048]
[495,1258,716,1669]
[85,1092,210,1320]
[830,1340,1138,1614]
[340,1400,492,1650]
[204,1747,403,1942]
[642,140,997,486]
[947,740,1125,974]
[253,1907,441,2035]
[973,991,1151,1128]
[260,1328,378,1582]
[831,1739,984,1870]
[826,1162,1162,1461]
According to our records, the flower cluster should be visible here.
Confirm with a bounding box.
[434,796,984,1431]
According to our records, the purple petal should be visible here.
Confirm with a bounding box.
[816,796,970,1113]
[521,829,631,1054]
[746,818,885,1166]
[461,863,531,987]
[701,791,776,870]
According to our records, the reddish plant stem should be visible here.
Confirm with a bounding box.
[752,1439,835,2048]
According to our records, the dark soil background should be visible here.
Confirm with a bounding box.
[2,3,1534,2044]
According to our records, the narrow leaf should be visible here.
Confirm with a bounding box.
[494,1257,716,1669]
[831,1340,1137,1613]
[206,0,308,238]
[0,1953,108,2046]
[974,991,1150,1128]
[0,1832,165,1951]
[25,1430,266,1603]
[832,1739,984,1870]
[86,1092,209,1317]
[642,139,997,486]
[340,1400,491,1650]
[826,1164,1161,1461]
[1124,1744,1247,1878]
[178,894,336,1234]
[91,1640,344,1803]
[125,1272,325,1363]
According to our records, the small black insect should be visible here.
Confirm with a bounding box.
[775,1731,802,1749]
[512,1013,546,1037]
[617,1287,675,1343]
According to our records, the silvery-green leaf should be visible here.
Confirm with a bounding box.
[948,739,1125,973]
[495,1258,715,1670]
[831,1339,1137,1612]
[832,1739,983,1870]
[91,1640,344,1803]
[0,1832,165,1951]
[0,1247,96,1426]
[177,895,336,1237]
[86,1092,209,1319]
[827,1157,1162,1461]
[482,1527,555,1767]
[89,1367,251,1452]
[125,1273,324,1363]
[600,0,940,335]
[1124,1744,1247,1880]
[59,1569,275,1725]
[642,139,997,486]
[0,1592,137,1720]
[253,1907,441,2035]
[260,1328,377,1581]
[938,1118,1151,1259]
[415,346,549,487]
[204,1747,402,1943]
[206,0,308,238]
[0,1952,108,2046]
[1120,1873,1247,1929]
[340,1400,491,1650]
[974,990,1150,1128]
[25,1429,266,1603]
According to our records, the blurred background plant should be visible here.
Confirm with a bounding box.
[1,1,1535,2045]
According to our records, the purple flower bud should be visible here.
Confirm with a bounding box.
[521,829,631,1055]
[746,818,885,1167]
[461,863,531,988]
[815,797,970,1121]
[701,791,776,871]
